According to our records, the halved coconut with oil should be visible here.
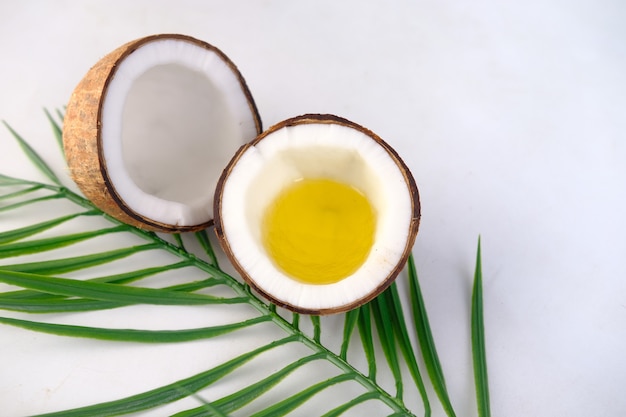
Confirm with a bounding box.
[214,114,420,314]
[63,34,262,232]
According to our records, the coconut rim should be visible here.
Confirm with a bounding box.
[214,114,421,315]
[70,33,262,232]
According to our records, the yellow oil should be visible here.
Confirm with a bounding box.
[262,178,376,284]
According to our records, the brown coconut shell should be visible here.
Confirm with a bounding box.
[62,34,262,232]
[213,114,421,315]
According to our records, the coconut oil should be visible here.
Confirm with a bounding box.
[262,178,376,284]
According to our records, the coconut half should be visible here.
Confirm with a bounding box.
[214,114,421,314]
[63,34,262,232]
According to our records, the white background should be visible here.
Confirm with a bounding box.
[1,1,625,416]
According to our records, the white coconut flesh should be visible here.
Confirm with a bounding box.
[216,117,420,313]
[101,38,259,227]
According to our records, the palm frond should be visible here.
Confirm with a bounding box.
[0,114,490,416]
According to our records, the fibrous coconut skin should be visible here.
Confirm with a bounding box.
[62,34,262,232]
[213,114,421,315]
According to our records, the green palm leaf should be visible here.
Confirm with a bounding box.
[2,243,160,275]
[2,120,62,185]
[32,336,300,417]
[206,353,328,415]
[0,211,97,245]
[408,254,457,417]
[0,315,272,342]
[0,115,490,416]
[0,270,246,306]
[43,107,64,155]
[357,302,378,382]
[371,295,405,401]
[0,225,128,257]
[472,238,491,417]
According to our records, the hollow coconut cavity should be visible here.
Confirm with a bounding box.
[63,34,262,232]
[214,114,421,314]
